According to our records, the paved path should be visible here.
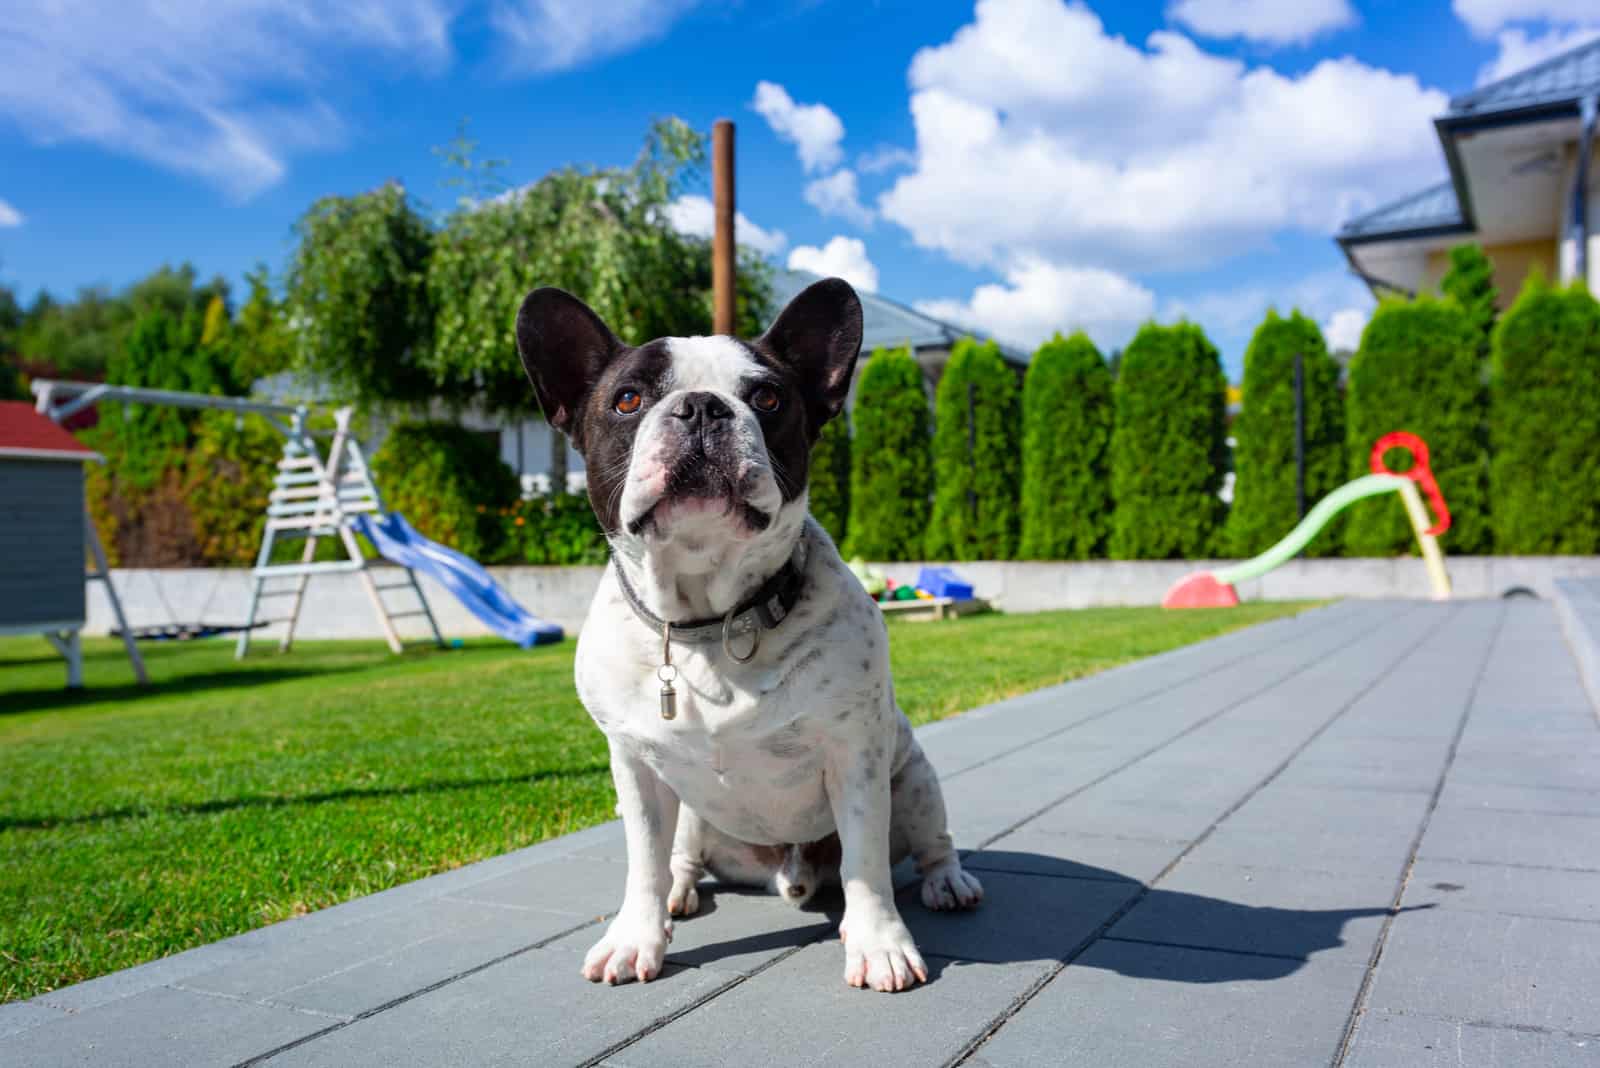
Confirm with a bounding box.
[5,600,1598,1067]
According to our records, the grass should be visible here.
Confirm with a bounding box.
[0,600,1313,1002]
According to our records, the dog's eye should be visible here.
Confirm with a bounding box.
[750,386,781,413]
[614,390,643,415]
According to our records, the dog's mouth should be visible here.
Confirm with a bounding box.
[626,496,773,539]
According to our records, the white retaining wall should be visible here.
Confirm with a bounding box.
[83,556,1600,640]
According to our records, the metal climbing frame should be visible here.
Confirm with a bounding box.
[30,379,443,661]
[238,405,442,657]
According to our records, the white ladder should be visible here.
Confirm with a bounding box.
[236,407,442,658]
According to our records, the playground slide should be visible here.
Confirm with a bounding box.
[352,512,564,647]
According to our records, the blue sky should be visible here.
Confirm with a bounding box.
[2,0,1597,377]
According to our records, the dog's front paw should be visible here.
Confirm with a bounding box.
[667,877,700,917]
[920,859,984,911]
[581,912,672,985]
[839,911,928,992]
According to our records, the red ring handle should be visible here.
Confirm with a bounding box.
[1369,431,1450,536]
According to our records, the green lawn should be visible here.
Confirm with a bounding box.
[0,600,1312,1002]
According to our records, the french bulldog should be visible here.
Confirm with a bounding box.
[515,277,982,993]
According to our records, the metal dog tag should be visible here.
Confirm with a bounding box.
[658,621,678,720]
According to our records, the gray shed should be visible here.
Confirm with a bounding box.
[0,401,101,686]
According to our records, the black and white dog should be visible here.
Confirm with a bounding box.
[515,277,982,993]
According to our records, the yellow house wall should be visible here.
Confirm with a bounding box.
[1421,238,1556,308]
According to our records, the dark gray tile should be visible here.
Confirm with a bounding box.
[1405,858,1600,923]
[1344,1010,1600,1067]
[968,827,1182,886]
[1418,806,1600,871]
[897,870,1138,964]
[971,939,1367,1067]
[607,942,1054,1068]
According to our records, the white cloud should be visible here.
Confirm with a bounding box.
[751,81,846,174]
[1453,0,1599,36]
[857,145,916,174]
[0,199,22,228]
[1476,24,1600,84]
[491,0,701,74]
[879,0,1449,275]
[1169,0,1356,45]
[666,195,787,255]
[1162,269,1373,339]
[1322,307,1369,351]
[787,237,879,293]
[916,257,1156,351]
[803,170,874,227]
[0,1,456,199]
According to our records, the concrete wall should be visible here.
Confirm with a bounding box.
[84,556,1600,640]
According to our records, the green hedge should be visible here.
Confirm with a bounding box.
[183,411,279,566]
[926,338,1020,560]
[1490,276,1600,554]
[1224,311,1345,558]
[809,411,851,546]
[1344,295,1489,555]
[1018,332,1113,559]
[494,492,609,565]
[372,423,521,561]
[1440,242,1497,359]
[1109,322,1227,559]
[844,347,932,561]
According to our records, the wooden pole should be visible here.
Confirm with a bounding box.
[712,119,736,335]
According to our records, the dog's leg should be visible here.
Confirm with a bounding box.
[583,739,677,985]
[826,737,927,992]
[667,805,706,917]
[891,734,984,912]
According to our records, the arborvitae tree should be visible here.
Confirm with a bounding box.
[844,347,932,561]
[1224,310,1345,558]
[809,409,851,546]
[1440,242,1498,359]
[926,338,1020,560]
[1109,322,1227,559]
[1490,275,1600,554]
[1344,295,1489,555]
[1018,332,1113,559]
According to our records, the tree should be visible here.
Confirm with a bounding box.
[427,119,775,416]
[231,265,296,385]
[809,410,851,545]
[1344,295,1489,555]
[844,347,932,561]
[1018,332,1113,559]
[1490,275,1600,554]
[1109,322,1228,559]
[926,339,1020,560]
[1224,310,1345,558]
[1440,242,1497,359]
[286,181,438,407]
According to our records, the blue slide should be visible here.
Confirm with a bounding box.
[352,512,564,648]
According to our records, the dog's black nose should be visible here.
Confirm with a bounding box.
[670,391,733,426]
[786,883,807,899]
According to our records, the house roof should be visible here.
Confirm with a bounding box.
[769,268,1030,366]
[1337,180,1466,243]
[1445,35,1600,122]
[0,401,100,462]
[1336,36,1600,252]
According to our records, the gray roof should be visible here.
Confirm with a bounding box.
[1446,35,1600,120]
[1336,180,1466,242]
[769,268,1029,366]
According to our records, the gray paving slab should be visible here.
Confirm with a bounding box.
[2,984,334,1068]
[1344,1010,1600,1067]
[1363,902,1600,1034]
[1107,858,1400,966]
[1406,857,1600,923]
[606,943,1056,1068]
[267,944,731,1067]
[968,938,1368,1068]
[16,598,1600,1068]
[967,827,1182,885]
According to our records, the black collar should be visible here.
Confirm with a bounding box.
[611,547,807,647]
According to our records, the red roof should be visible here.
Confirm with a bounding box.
[0,401,100,461]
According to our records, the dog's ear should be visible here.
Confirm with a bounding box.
[515,287,623,442]
[757,277,863,438]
